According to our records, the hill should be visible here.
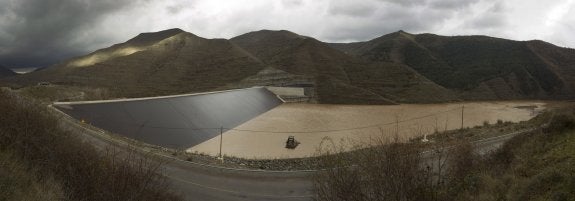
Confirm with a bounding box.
[5,29,574,103]
[6,29,457,104]
[8,28,266,98]
[0,65,16,78]
[330,31,575,100]
[231,30,457,104]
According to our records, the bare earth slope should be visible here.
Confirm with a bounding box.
[330,31,575,100]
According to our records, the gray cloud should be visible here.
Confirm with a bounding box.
[429,0,480,10]
[281,0,304,9]
[319,0,480,41]
[328,1,378,18]
[466,2,507,30]
[376,0,426,7]
[0,0,137,67]
[0,0,572,68]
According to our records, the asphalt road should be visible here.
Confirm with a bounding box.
[163,162,313,201]
[54,106,315,201]
[53,105,536,201]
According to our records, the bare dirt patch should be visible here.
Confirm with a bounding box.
[189,101,547,158]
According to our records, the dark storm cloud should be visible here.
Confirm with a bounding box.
[0,0,138,67]
[1,0,572,68]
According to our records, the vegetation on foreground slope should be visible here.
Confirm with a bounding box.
[314,110,575,201]
[0,89,182,201]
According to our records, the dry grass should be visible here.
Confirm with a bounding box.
[0,89,182,201]
[8,31,266,99]
[313,109,575,201]
[312,136,466,201]
[0,152,65,201]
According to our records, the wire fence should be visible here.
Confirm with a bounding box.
[80,102,539,136]
[117,106,467,134]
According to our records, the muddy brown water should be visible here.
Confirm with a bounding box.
[188,101,552,159]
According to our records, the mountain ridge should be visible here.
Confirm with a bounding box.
[0,65,17,78]
[6,29,266,98]
[3,28,574,103]
[232,30,457,104]
[330,31,575,100]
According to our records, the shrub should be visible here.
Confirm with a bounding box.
[545,114,575,134]
[0,89,181,201]
[312,137,466,201]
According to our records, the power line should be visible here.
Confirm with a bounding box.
[229,106,463,134]
[124,123,222,131]
[120,107,461,133]
[112,104,510,134]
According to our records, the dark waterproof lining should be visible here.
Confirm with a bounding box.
[54,88,283,149]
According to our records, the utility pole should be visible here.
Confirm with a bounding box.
[396,117,399,136]
[461,105,465,129]
[395,114,400,142]
[444,115,448,132]
[219,126,223,161]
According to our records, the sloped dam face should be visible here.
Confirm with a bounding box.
[53,87,283,149]
[54,87,558,159]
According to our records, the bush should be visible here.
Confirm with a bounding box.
[0,89,181,201]
[312,137,474,201]
[545,114,575,134]
[0,152,65,201]
[313,105,575,201]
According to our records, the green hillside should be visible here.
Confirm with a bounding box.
[4,29,575,103]
[232,30,457,104]
[331,31,575,100]
[8,29,266,98]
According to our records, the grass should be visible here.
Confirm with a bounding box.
[334,31,572,100]
[407,35,563,92]
[17,85,112,102]
[0,89,182,201]
[232,30,457,104]
[313,108,575,201]
[416,111,552,145]
[9,32,266,100]
[0,152,65,201]
[469,113,575,201]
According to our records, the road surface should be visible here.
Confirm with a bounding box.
[54,106,314,201]
[52,105,534,201]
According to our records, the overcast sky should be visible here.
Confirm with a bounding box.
[1,0,574,68]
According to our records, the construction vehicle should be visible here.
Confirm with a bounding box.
[285,136,299,149]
